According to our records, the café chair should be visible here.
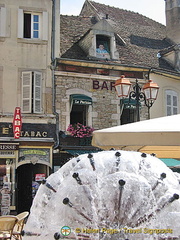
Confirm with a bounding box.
[12,212,29,240]
[0,216,18,239]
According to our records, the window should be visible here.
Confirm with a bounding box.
[120,99,137,124]
[18,9,48,40]
[24,13,40,39]
[165,90,178,116]
[0,159,15,210]
[22,71,42,113]
[70,94,92,125]
[70,105,87,125]
[96,35,110,59]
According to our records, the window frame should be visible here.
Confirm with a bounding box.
[23,12,41,39]
[18,9,48,40]
[165,89,178,116]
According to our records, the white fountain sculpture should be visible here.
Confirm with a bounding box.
[24,150,180,240]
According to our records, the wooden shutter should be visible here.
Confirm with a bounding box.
[0,7,6,37]
[42,11,48,40]
[33,72,42,113]
[22,72,32,113]
[18,9,23,38]
[166,90,178,116]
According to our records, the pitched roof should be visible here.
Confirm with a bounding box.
[60,0,175,71]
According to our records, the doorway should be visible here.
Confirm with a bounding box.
[16,163,48,213]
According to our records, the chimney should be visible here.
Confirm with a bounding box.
[165,0,180,44]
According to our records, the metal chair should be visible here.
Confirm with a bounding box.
[12,212,29,240]
[0,216,18,239]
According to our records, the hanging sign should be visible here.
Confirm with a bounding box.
[35,173,46,181]
[13,107,22,139]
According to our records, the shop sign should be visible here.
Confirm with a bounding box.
[35,174,46,181]
[73,99,92,105]
[0,123,56,138]
[19,148,50,163]
[13,107,22,139]
[93,80,115,90]
[0,144,18,150]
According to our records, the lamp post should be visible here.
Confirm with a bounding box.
[115,75,159,122]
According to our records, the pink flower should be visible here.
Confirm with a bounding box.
[67,123,94,138]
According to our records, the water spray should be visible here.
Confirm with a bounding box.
[117,179,126,223]
[169,193,179,203]
[156,193,179,212]
[74,153,81,163]
[72,172,82,185]
[115,151,121,171]
[139,153,147,170]
[152,172,166,191]
[63,197,92,222]
[87,153,95,171]
[54,232,91,240]
[21,230,40,236]
[54,232,61,239]
[42,179,57,192]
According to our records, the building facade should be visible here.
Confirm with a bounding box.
[0,0,60,213]
[54,0,180,167]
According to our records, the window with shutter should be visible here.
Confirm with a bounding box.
[22,71,42,113]
[22,72,32,113]
[18,9,48,40]
[165,90,178,116]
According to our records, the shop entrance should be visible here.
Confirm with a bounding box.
[16,163,47,213]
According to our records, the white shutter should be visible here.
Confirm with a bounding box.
[0,7,6,37]
[42,11,48,40]
[166,90,178,116]
[18,9,23,38]
[33,72,42,113]
[22,72,32,113]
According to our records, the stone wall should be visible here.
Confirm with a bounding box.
[56,72,148,132]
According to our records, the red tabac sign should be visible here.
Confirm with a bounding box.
[13,107,22,139]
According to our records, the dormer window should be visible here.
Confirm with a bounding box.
[78,19,120,60]
[96,35,110,59]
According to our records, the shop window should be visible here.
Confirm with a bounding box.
[165,90,178,116]
[96,35,110,59]
[18,9,48,40]
[21,71,42,114]
[0,159,15,214]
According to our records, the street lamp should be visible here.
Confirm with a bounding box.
[115,75,159,122]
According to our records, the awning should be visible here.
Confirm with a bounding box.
[160,158,180,168]
[71,94,92,105]
[121,98,140,109]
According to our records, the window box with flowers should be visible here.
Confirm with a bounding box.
[67,123,94,138]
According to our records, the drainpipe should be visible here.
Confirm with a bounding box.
[51,0,59,149]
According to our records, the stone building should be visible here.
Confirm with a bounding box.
[0,0,60,213]
[54,0,180,167]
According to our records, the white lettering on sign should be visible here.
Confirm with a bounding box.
[13,107,22,139]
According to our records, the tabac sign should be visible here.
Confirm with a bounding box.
[13,107,22,139]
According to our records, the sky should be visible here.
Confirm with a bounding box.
[60,0,166,25]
